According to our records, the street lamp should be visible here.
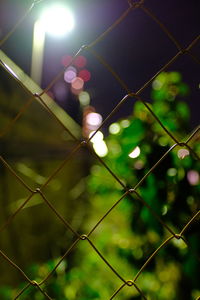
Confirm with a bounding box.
[31,3,75,85]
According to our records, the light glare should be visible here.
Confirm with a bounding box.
[40,5,75,37]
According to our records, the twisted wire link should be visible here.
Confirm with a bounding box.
[0,0,199,299]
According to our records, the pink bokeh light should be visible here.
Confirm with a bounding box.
[71,77,84,90]
[61,55,72,67]
[64,66,77,83]
[78,69,91,82]
[74,56,87,68]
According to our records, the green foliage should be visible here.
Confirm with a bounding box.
[65,71,199,300]
[1,72,199,299]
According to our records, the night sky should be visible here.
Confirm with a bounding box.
[0,0,199,131]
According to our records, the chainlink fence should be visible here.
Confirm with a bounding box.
[0,0,199,299]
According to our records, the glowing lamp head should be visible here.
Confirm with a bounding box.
[39,4,75,37]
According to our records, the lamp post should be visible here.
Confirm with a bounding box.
[31,3,75,85]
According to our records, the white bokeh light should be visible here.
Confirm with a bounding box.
[128,146,141,158]
[88,131,108,157]
[40,4,75,37]
[93,141,108,157]
[86,113,103,127]
[89,131,104,144]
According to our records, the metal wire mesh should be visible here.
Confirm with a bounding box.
[0,0,199,299]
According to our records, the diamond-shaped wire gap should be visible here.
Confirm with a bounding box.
[137,49,200,132]
[14,237,81,299]
[0,0,36,48]
[88,41,200,149]
[83,127,198,239]
[85,144,181,239]
[135,233,199,300]
[18,236,124,299]
[132,143,200,233]
[143,1,200,50]
[135,35,200,97]
[78,53,130,129]
[86,43,197,146]
[82,133,198,292]
[0,191,79,291]
[85,48,184,140]
[87,0,141,49]
[13,237,82,299]
[87,47,197,149]
[15,238,81,299]
[81,189,166,289]
[48,236,125,300]
[0,50,80,144]
[85,236,149,300]
[40,44,85,96]
[40,2,135,96]
[128,145,199,241]
[81,141,198,296]
[88,5,183,93]
[36,145,89,235]
[0,81,80,192]
[0,158,32,232]
[140,5,182,52]
[84,103,179,196]
[0,252,28,294]
[0,71,34,138]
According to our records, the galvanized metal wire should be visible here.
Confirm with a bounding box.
[0,0,199,299]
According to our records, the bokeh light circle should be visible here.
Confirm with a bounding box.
[71,87,83,95]
[78,91,90,106]
[109,123,120,134]
[129,146,141,158]
[86,112,102,127]
[89,131,104,143]
[93,141,108,157]
[64,66,77,83]
[71,77,84,90]
[78,69,91,82]
[187,170,199,185]
[74,56,87,68]
[61,55,72,67]
[177,148,190,159]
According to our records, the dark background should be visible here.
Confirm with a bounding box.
[0,0,199,130]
